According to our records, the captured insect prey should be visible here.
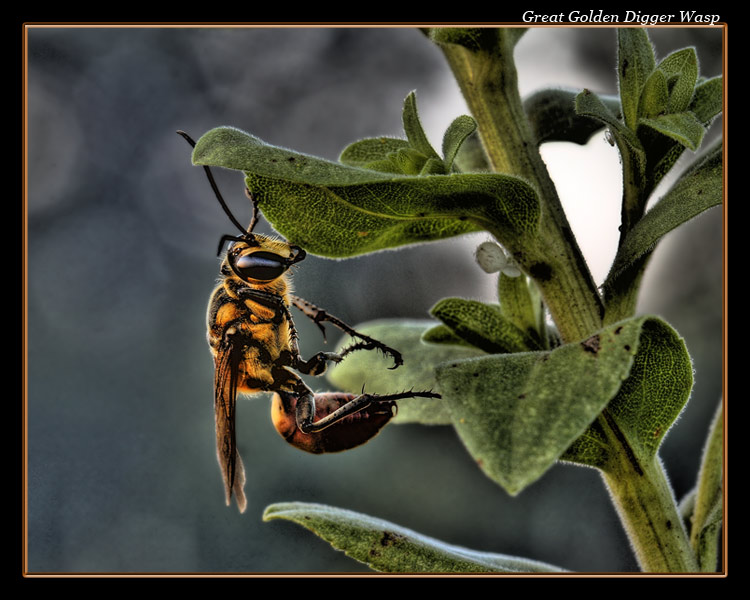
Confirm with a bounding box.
[178,131,441,513]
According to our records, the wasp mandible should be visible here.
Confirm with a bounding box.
[178,132,440,513]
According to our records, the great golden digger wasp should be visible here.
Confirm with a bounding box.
[178,131,440,513]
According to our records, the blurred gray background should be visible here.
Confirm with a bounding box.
[26,26,723,574]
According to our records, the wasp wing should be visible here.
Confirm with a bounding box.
[214,338,248,513]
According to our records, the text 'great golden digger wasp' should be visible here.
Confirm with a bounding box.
[178,131,440,513]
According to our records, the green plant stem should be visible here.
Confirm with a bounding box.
[690,403,723,571]
[438,39,603,343]
[602,256,650,325]
[617,144,647,250]
[598,411,699,572]
[437,32,700,573]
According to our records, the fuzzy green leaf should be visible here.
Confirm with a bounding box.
[339,137,411,171]
[658,47,698,113]
[608,139,722,282]
[420,157,447,175]
[575,89,644,156]
[442,115,477,171]
[689,76,723,125]
[525,88,622,145]
[392,146,431,175]
[452,131,490,173]
[645,75,722,193]
[560,419,609,470]
[193,126,392,185]
[678,488,697,530]
[402,91,441,161]
[421,323,477,348]
[690,402,724,571]
[605,318,693,463]
[498,274,544,347]
[639,112,706,151]
[192,127,540,258]
[326,320,483,425]
[431,298,543,354]
[693,500,723,573]
[248,173,537,258]
[639,69,669,119]
[263,502,567,573]
[618,29,656,130]
[563,317,693,472]
[435,319,645,494]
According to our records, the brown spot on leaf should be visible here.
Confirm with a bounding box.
[615,326,623,335]
[380,531,405,547]
[581,334,601,355]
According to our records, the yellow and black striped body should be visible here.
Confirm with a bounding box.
[207,235,305,393]
[177,130,429,515]
[207,235,304,513]
[208,280,292,393]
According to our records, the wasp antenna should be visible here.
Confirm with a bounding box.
[177,130,249,238]
[244,188,260,233]
[176,130,196,146]
[216,234,244,256]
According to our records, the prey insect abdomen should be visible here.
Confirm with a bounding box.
[272,391,397,454]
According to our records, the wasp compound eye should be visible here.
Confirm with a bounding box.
[233,252,288,282]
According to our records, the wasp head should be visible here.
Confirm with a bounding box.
[176,131,309,284]
[222,234,306,284]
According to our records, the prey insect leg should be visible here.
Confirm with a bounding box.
[291,380,440,434]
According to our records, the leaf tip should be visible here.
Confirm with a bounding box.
[262,502,295,522]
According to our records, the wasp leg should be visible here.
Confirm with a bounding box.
[289,295,404,369]
[233,287,345,375]
[293,383,441,434]
[232,287,387,375]
[295,352,344,376]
